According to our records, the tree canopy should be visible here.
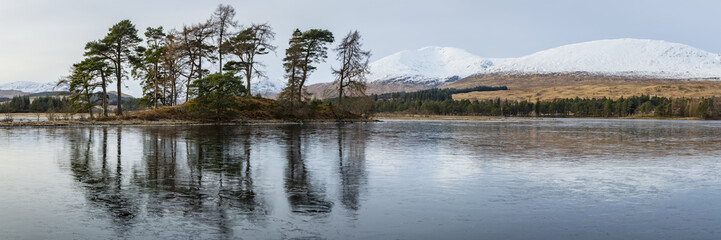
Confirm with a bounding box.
[189,72,246,120]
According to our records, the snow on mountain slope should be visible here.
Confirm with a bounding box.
[251,77,285,97]
[0,81,65,93]
[486,39,721,78]
[367,39,721,85]
[367,46,501,84]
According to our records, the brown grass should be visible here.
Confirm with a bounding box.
[446,73,721,102]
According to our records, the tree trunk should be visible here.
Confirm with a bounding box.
[163,74,168,106]
[299,53,310,103]
[115,50,123,116]
[219,28,224,74]
[171,76,177,106]
[338,80,344,109]
[87,92,94,119]
[246,66,252,97]
[154,61,159,108]
[101,72,108,117]
[186,58,195,102]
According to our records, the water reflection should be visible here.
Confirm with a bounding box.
[183,126,264,213]
[61,124,372,238]
[283,125,333,214]
[7,119,720,239]
[337,124,368,212]
[68,128,137,234]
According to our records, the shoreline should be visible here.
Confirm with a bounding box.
[0,118,377,128]
[0,113,710,127]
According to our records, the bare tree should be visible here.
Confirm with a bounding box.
[178,21,216,101]
[177,27,196,102]
[212,4,238,73]
[160,34,183,106]
[332,30,371,108]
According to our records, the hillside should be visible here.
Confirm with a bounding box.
[0,90,26,99]
[447,73,721,102]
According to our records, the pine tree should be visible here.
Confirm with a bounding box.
[280,29,305,104]
[58,59,103,117]
[133,26,166,108]
[84,41,115,117]
[99,20,142,115]
[297,29,334,103]
[223,23,276,96]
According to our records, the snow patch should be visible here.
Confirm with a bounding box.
[250,77,285,97]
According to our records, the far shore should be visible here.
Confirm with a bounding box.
[372,113,514,121]
[373,113,708,121]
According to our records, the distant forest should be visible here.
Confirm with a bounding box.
[372,87,720,119]
[373,86,508,101]
[0,95,139,113]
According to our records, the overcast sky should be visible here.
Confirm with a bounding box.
[1,0,720,96]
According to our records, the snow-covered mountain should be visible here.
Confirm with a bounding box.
[487,39,721,78]
[367,46,501,86]
[365,39,721,87]
[0,81,65,93]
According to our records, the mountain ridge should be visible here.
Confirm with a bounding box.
[485,38,721,78]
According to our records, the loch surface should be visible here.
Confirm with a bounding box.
[1,119,720,239]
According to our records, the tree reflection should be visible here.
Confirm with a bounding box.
[336,124,369,212]
[67,126,268,237]
[139,126,267,236]
[64,124,373,237]
[283,125,333,214]
[67,127,137,233]
[184,126,261,210]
